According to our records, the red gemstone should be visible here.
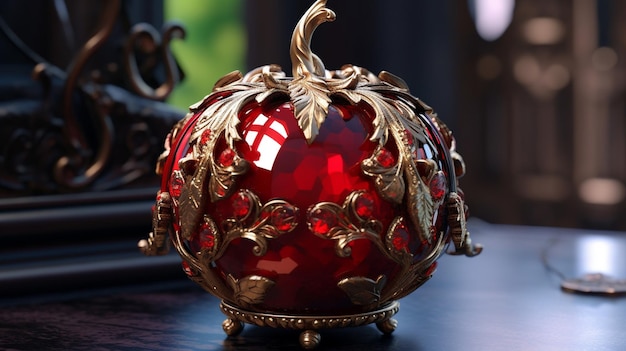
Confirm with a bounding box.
[271,207,297,232]
[169,170,184,198]
[181,260,195,276]
[376,148,395,168]
[216,187,227,198]
[309,208,337,236]
[429,171,447,201]
[218,148,236,167]
[200,129,212,145]
[391,221,410,252]
[354,192,375,218]
[232,191,252,218]
[198,222,216,250]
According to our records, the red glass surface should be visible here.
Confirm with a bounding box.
[168,97,455,314]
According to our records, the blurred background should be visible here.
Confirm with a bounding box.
[1,0,625,238]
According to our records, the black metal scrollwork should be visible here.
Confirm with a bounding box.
[0,0,186,194]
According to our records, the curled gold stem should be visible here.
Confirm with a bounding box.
[290,0,336,78]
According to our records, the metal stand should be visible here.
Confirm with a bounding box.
[219,300,400,349]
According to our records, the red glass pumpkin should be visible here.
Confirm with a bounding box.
[140,0,481,348]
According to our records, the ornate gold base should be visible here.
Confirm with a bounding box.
[219,300,400,349]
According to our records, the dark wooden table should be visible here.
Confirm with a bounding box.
[2,219,626,350]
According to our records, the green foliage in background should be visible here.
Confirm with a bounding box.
[165,0,246,110]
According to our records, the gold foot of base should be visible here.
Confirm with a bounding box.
[376,317,398,334]
[299,330,321,349]
[222,318,244,336]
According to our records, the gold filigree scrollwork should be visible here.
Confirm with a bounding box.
[169,190,297,301]
[169,215,233,302]
[138,191,172,255]
[227,275,276,308]
[308,190,384,258]
[307,190,443,307]
[430,113,467,180]
[178,151,209,240]
[446,192,483,257]
[380,215,449,303]
[384,217,414,264]
[196,214,221,259]
[220,189,299,258]
[358,83,436,246]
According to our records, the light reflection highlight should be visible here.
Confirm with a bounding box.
[469,0,515,41]
[577,236,619,276]
[243,113,288,171]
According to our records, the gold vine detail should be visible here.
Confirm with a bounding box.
[219,189,299,258]
[306,189,447,307]
[307,190,384,258]
[227,275,276,309]
[169,189,298,302]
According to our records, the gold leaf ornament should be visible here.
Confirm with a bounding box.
[179,156,209,240]
[228,275,276,307]
[338,275,387,306]
[289,75,331,143]
[361,147,405,204]
[288,0,336,144]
